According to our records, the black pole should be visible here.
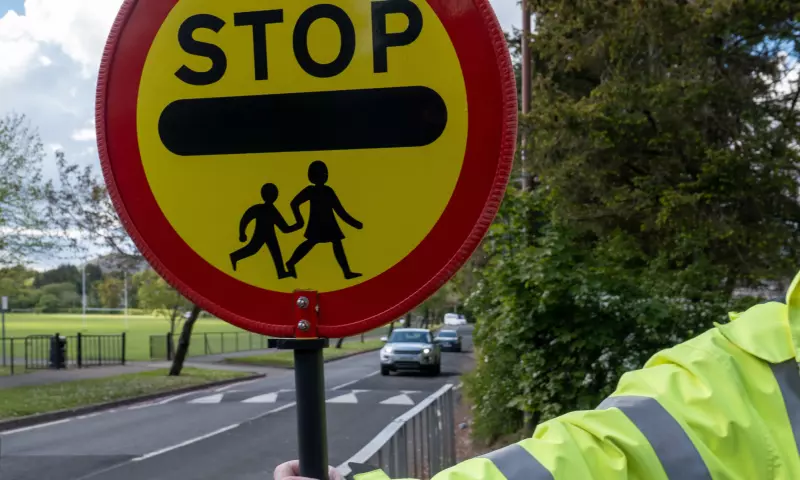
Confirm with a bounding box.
[270,337,330,480]
[295,346,328,480]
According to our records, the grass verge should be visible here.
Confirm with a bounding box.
[226,339,384,368]
[0,368,250,420]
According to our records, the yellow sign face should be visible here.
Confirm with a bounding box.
[137,0,467,293]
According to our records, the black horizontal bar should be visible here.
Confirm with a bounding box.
[158,86,448,156]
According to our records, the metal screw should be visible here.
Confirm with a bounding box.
[298,320,310,331]
[296,296,309,309]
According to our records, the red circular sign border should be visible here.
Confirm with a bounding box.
[96,0,517,338]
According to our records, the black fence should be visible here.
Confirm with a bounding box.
[150,331,269,360]
[1,333,126,375]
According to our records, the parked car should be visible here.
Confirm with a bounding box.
[444,313,467,326]
[379,328,441,376]
[434,329,462,352]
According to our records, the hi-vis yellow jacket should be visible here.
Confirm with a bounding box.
[355,273,800,480]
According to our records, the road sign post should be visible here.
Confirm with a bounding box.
[98,0,516,475]
[269,291,330,479]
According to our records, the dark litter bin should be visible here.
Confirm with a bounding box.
[50,334,67,369]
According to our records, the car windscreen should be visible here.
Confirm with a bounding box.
[438,331,457,338]
[390,331,431,343]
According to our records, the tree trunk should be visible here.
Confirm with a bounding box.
[169,305,201,376]
[335,337,345,348]
[360,333,364,343]
[388,321,396,335]
[168,305,181,361]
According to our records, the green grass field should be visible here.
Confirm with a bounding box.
[0,314,442,363]
[1,313,247,361]
[226,339,384,368]
[0,368,250,419]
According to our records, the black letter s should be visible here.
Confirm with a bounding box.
[176,14,227,86]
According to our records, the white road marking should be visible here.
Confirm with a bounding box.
[0,418,72,435]
[242,392,278,404]
[380,394,415,406]
[215,378,260,392]
[155,390,201,405]
[327,392,359,404]
[246,402,298,422]
[188,393,224,404]
[331,370,379,391]
[132,424,239,461]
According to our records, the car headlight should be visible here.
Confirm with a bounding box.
[382,346,392,354]
[423,348,431,355]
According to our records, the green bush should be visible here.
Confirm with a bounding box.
[466,192,760,439]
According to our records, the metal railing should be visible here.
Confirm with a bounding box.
[1,333,126,375]
[149,331,270,360]
[339,384,457,480]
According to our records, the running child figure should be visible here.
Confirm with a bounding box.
[230,183,299,279]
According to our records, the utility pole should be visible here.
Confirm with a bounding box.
[123,270,129,329]
[520,0,532,191]
[82,263,87,329]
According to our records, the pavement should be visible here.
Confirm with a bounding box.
[0,326,474,480]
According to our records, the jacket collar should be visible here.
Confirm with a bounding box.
[716,271,800,364]
[785,271,800,363]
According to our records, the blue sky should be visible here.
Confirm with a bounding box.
[0,0,23,15]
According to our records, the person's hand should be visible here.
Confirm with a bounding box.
[239,233,247,242]
[273,460,344,480]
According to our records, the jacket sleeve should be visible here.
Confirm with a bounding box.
[415,324,782,479]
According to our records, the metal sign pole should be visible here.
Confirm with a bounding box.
[269,291,329,480]
[293,339,329,479]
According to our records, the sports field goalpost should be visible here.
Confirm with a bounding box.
[81,264,130,329]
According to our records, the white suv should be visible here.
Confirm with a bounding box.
[444,313,467,326]
[380,328,441,376]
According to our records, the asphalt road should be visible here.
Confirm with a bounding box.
[0,326,474,480]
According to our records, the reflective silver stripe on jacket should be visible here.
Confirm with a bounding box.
[597,395,711,480]
[480,443,553,480]
[770,360,800,455]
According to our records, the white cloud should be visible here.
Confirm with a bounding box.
[71,127,95,142]
[490,0,520,33]
[0,0,124,72]
[0,0,124,178]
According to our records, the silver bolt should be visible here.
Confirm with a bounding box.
[296,296,309,309]
[298,320,310,331]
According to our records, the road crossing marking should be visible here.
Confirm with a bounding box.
[242,392,279,404]
[188,393,224,404]
[184,388,432,405]
[380,394,415,406]
[326,392,359,404]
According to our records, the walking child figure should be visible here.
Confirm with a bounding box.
[230,183,299,279]
[286,160,363,279]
